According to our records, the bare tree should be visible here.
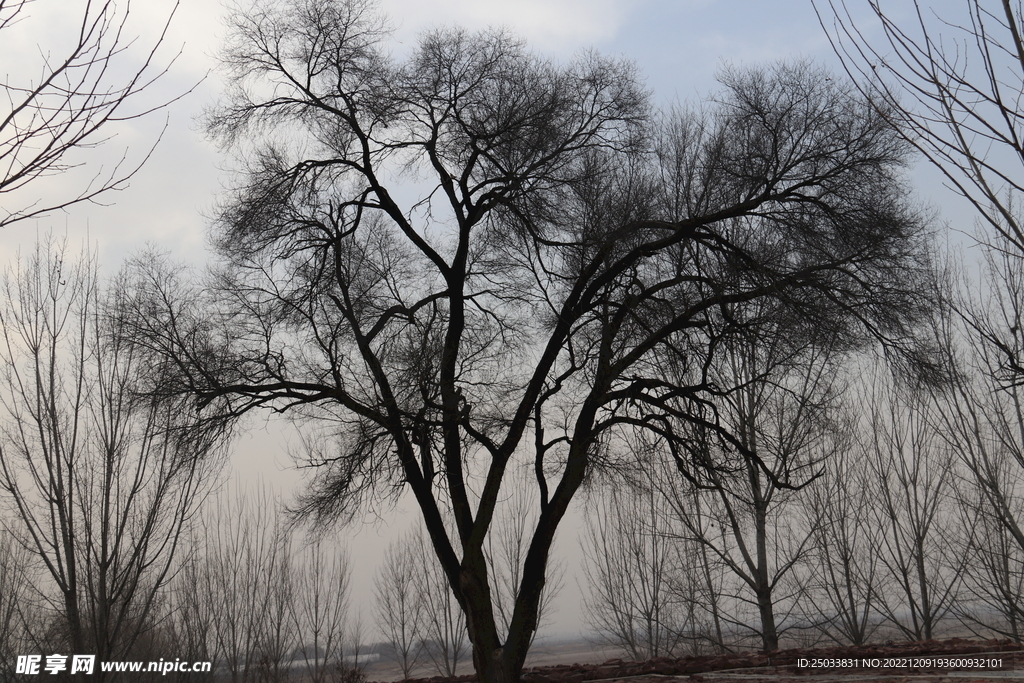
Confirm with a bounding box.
[163,544,217,680]
[669,482,730,653]
[198,485,287,683]
[291,537,352,683]
[415,531,467,678]
[124,0,932,676]
[801,434,884,646]
[817,0,1024,643]
[164,485,355,683]
[865,375,964,641]
[582,470,693,659]
[258,534,297,683]
[955,483,1024,641]
[665,302,846,652]
[0,236,226,676]
[924,253,1024,641]
[0,0,186,227]
[375,531,424,681]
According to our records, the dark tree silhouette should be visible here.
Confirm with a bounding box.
[123,0,931,678]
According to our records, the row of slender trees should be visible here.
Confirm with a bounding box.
[165,488,357,683]
[0,484,368,683]
[0,453,548,683]
[582,336,1024,654]
[583,195,1024,655]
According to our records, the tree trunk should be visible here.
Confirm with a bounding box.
[756,587,778,651]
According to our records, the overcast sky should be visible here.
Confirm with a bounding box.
[0,0,931,268]
[1,0,974,640]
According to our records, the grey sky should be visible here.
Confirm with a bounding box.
[0,0,976,639]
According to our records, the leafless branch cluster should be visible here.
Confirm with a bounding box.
[817,0,1024,253]
[0,0,187,228]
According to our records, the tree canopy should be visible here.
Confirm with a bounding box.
[124,1,933,680]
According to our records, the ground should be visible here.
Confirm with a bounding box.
[366,639,1024,683]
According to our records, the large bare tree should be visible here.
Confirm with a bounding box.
[122,0,931,678]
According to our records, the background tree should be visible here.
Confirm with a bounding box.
[0,0,184,228]
[582,463,693,660]
[0,237,226,676]
[866,374,964,641]
[665,299,846,651]
[291,536,352,683]
[375,531,424,681]
[955,483,1024,641]
[165,485,355,683]
[124,0,931,678]
[377,492,559,682]
[484,471,564,650]
[927,254,1024,641]
[416,530,468,678]
[667,481,730,653]
[258,534,296,683]
[163,543,217,680]
[802,431,883,646]
[195,485,287,683]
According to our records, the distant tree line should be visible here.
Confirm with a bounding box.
[581,337,1024,654]
[583,0,1024,659]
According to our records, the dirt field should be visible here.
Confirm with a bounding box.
[364,638,1024,683]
